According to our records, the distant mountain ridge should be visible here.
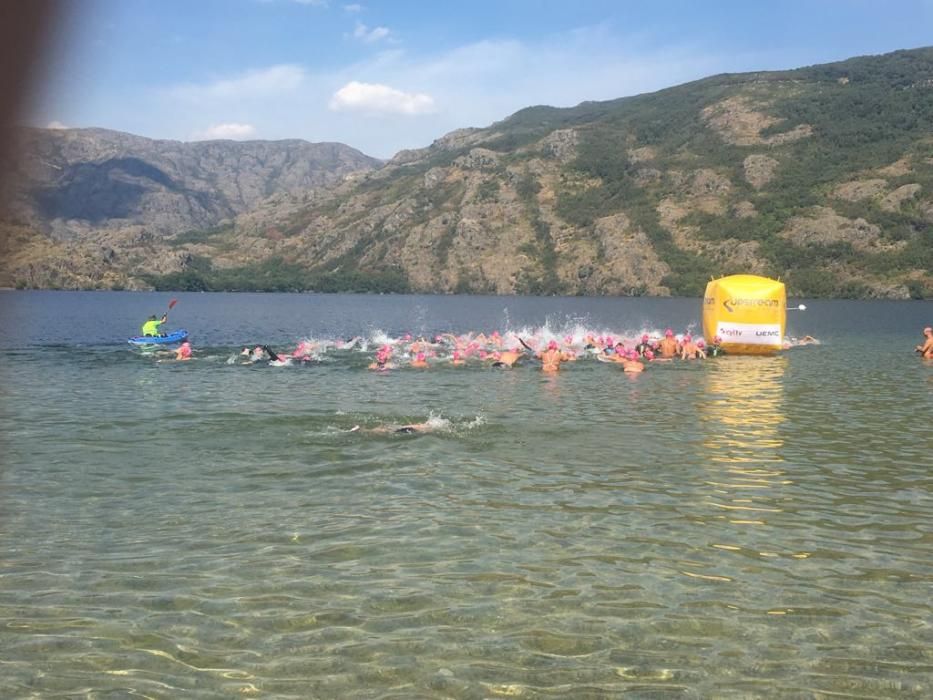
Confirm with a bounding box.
[2,127,381,237]
[2,47,933,297]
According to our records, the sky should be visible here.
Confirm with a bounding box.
[24,0,933,159]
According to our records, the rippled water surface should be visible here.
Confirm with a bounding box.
[1,291,931,698]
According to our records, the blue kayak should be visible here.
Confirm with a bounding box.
[128,329,188,346]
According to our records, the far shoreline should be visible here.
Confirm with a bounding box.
[2,287,931,302]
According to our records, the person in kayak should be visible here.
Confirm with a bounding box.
[141,314,167,337]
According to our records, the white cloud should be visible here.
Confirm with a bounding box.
[169,64,306,102]
[343,3,362,11]
[92,25,746,158]
[329,81,435,115]
[46,120,69,129]
[195,123,257,140]
[352,22,390,43]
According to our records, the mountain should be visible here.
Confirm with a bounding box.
[3,48,933,297]
[0,128,381,289]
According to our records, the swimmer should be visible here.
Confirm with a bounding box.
[491,347,525,368]
[350,420,439,435]
[916,326,933,359]
[634,334,654,357]
[706,335,726,357]
[368,345,394,370]
[657,329,679,358]
[174,340,192,361]
[784,335,820,349]
[368,357,390,371]
[262,346,293,367]
[410,352,429,368]
[537,339,568,373]
[680,335,705,360]
[597,343,627,364]
[291,339,317,360]
[621,350,645,373]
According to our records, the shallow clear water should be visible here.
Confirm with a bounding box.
[1,290,931,698]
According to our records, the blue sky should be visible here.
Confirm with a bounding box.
[27,0,933,158]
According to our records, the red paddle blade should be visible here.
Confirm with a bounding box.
[168,299,178,310]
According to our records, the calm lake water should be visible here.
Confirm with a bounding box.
[0,290,931,699]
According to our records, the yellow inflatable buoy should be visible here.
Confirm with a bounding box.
[702,275,786,355]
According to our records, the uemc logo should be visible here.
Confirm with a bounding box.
[723,297,780,313]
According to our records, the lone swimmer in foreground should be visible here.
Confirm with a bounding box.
[349,420,442,435]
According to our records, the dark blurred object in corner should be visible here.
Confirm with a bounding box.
[0,1,58,212]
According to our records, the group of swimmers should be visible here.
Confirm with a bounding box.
[360,328,734,374]
[141,325,836,370]
[150,325,933,368]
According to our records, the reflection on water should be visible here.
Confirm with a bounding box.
[701,356,789,528]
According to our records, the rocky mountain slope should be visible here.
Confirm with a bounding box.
[0,127,380,287]
[3,48,933,297]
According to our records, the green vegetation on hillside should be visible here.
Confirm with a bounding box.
[143,256,410,293]
[548,48,933,296]
[6,48,933,298]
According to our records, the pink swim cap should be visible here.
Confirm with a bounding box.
[714,335,722,343]
[697,339,705,348]
[645,350,655,360]
[416,352,425,361]
[547,340,559,350]
[642,334,649,341]
[664,328,673,337]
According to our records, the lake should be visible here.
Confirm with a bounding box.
[1,290,931,698]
